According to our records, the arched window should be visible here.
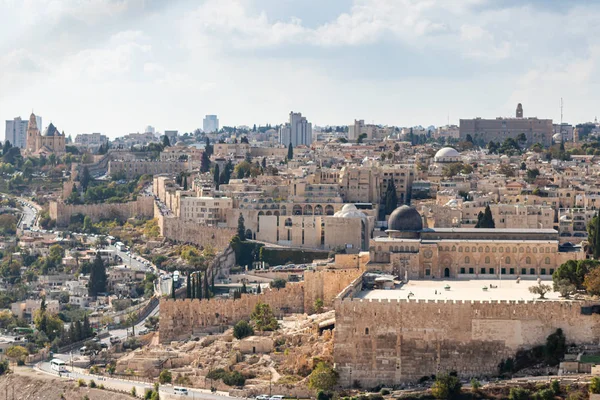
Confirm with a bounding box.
[485,256,490,264]
[365,327,369,335]
[465,256,470,264]
[505,256,510,265]
[545,257,551,265]
[285,218,292,227]
[303,205,313,215]
[293,205,302,215]
[526,257,531,264]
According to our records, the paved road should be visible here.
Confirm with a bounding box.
[36,362,231,399]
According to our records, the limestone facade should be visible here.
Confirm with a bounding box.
[49,196,154,227]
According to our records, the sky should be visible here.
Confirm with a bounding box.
[1,0,599,138]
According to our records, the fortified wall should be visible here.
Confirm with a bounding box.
[50,196,154,227]
[159,283,305,343]
[157,212,236,252]
[334,294,600,387]
[303,268,362,312]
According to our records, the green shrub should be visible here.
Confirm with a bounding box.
[535,388,555,400]
[222,371,246,386]
[508,387,531,400]
[591,376,600,394]
[550,379,560,394]
[380,389,390,395]
[233,320,254,340]
[131,387,137,397]
[89,380,96,388]
[159,368,172,384]
[77,379,87,387]
[431,374,461,400]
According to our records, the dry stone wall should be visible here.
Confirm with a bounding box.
[334,296,600,387]
[159,283,304,343]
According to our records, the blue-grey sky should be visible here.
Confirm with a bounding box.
[1,0,599,138]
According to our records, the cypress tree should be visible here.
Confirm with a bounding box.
[204,272,210,299]
[241,281,247,294]
[287,142,293,160]
[257,284,261,294]
[197,273,202,300]
[384,180,398,216]
[595,212,600,259]
[186,273,192,299]
[171,278,176,299]
[83,314,91,339]
[214,164,220,190]
[238,213,246,241]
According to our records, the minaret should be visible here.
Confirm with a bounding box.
[26,112,39,152]
[516,103,523,118]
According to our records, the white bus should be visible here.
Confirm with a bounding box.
[50,358,67,373]
[115,242,127,252]
[173,387,189,396]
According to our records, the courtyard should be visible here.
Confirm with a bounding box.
[356,278,564,301]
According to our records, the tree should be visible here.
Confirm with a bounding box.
[261,157,267,169]
[6,345,28,364]
[88,253,107,296]
[509,387,531,400]
[475,205,495,228]
[529,283,552,299]
[80,166,92,192]
[270,278,286,289]
[171,278,176,299]
[584,267,600,296]
[314,298,324,313]
[200,151,211,173]
[384,180,398,216]
[2,140,11,156]
[431,374,462,399]
[553,259,597,290]
[237,213,246,241]
[356,133,367,144]
[186,273,192,299]
[590,377,600,394]
[213,164,220,190]
[159,369,172,384]
[251,302,278,331]
[233,320,254,339]
[203,271,210,299]
[308,362,339,393]
[497,164,516,177]
[287,142,293,160]
[162,135,171,147]
[127,311,137,337]
[545,328,566,366]
[83,216,93,233]
[555,279,576,298]
[394,143,400,152]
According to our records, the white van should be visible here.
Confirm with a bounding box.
[174,387,189,396]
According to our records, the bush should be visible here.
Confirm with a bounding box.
[131,387,137,397]
[233,320,254,340]
[89,380,96,388]
[431,374,461,400]
[590,376,600,394]
[380,389,390,395]
[77,379,87,387]
[308,362,339,393]
[550,379,560,394]
[144,389,153,399]
[270,278,286,289]
[222,371,246,387]
[159,368,172,384]
[535,388,555,400]
[470,378,481,391]
[317,391,330,400]
[508,387,531,400]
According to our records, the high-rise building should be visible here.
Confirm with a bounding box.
[279,111,312,146]
[203,115,219,133]
[145,125,156,134]
[5,115,42,148]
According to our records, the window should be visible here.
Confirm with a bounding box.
[365,328,369,335]
[425,269,431,276]
[489,268,495,274]
[480,268,486,274]
[501,268,506,275]
[541,268,547,275]
[505,257,510,265]
[530,268,535,275]
[550,269,555,275]
[545,257,550,265]
[465,256,470,264]
[521,268,526,275]
[469,268,474,274]
[526,257,531,265]
[485,256,490,264]
[460,268,465,274]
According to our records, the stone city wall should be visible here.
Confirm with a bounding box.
[50,196,154,227]
[159,283,305,343]
[303,268,363,313]
[334,296,600,387]
[157,213,235,252]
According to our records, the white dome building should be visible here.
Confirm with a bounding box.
[334,204,367,219]
[434,147,460,163]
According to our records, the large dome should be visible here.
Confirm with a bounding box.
[334,204,366,219]
[388,205,423,231]
[434,147,460,163]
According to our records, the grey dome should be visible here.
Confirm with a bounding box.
[388,205,423,231]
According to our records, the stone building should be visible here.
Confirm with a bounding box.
[25,113,66,155]
[368,205,584,280]
[459,104,553,147]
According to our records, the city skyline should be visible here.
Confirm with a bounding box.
[2,0,600,138]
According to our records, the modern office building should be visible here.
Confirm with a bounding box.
[279,111,312,146]
[203,115,219,133]
[5,115,42,148]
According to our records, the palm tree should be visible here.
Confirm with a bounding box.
[72,251,81,272]
[127,311,137,337]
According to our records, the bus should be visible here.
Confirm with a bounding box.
[115,242,128,252]
[12,327,34,335]
[50,358,67,373]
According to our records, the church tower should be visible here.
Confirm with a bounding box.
[26,112,40,152]
[516,103,523,118]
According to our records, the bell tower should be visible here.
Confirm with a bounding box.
[516,103,523,118]
[26,112,39,152]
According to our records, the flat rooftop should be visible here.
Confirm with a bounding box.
[356,279,562,302]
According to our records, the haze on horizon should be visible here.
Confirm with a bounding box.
[1,0,599,138]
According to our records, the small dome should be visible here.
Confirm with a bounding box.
[553,133,562,141]
[334,204,366,219]
[43,123,58,137]
[434,147,460,163]
[388,205,423,231]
